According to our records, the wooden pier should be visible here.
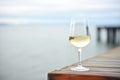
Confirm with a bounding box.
[48,47,120,80]
[97,26,120,43]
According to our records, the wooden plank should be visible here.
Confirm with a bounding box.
[48,47,120,80]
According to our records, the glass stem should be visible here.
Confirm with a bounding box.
[78,48,82,67]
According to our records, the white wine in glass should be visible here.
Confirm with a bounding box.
[69,17,90,71]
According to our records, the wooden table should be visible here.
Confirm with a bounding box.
[48,47,120,80]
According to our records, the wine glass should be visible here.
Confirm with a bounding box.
[69,17,90,71]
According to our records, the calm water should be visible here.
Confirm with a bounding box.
[0,25,117,80]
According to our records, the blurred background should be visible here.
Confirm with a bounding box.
[0,0,120,80]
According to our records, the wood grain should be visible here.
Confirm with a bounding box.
[48,47,120,80]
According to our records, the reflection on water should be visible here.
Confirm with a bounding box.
[0,26,118,80]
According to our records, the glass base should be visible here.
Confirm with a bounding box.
[71,65,89,71]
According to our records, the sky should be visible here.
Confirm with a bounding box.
[0,0,120,25]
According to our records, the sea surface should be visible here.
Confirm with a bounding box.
[0,25,117,80]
